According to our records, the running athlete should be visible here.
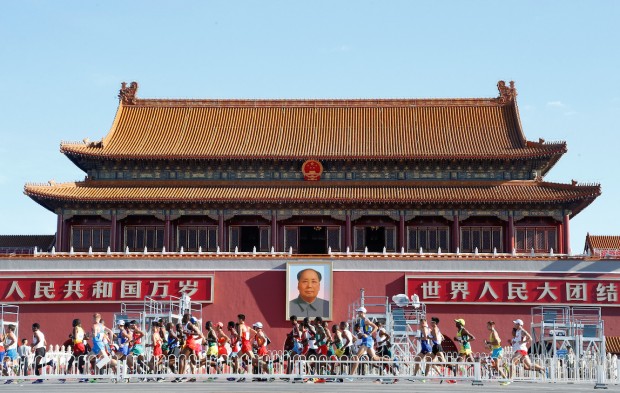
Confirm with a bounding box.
[165,322,179,374]
[199,321,220,373]
[1,324,18,384]
[148,322,164,375]
[484,321,509,383]
[204,321,219,359]
[511,319,545,375]
[289,316,303,355]
[454,318,476,363]
[253,322,270,375]
[227,321,241,377]
[31,322,47,384]
[67,319,86,378]
[174,314,204,382]
[340,321,354,359]
[426,317,451,380]
[302,317,318,357]
[314,317,329,357]
[91,313,117,374]
[349,307,382,377]
[331,324,344,357]
[215,322,231,359]
[321,320,334,357]
[376,327,392,358]
[237,314,257,362]
[413,318,432,378]
[116,320,131,360]
[127,319,145,375]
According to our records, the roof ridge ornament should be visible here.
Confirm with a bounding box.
[119,81,139,105]
[497,80,517,104]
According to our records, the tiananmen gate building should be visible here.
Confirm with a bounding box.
[2,80,617,352]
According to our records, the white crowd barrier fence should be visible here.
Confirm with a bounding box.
[0,347,616,386]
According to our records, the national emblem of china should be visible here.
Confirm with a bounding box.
[301,160,323,181]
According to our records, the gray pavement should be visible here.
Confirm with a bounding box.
[1,380,619,392]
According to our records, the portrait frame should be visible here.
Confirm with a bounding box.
[286,261,333,321]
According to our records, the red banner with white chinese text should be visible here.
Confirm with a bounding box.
[406,274,620,306]
[0,273,214,303]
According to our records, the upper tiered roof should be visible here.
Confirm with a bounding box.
[60,81,566,172]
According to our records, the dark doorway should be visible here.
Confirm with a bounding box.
[365,227,385,252]
[299,226,327,254]
[240,226,260,252]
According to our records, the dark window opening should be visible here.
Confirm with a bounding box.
[365,227,385,252]
[299,226,327,254]
[240,226,260,252]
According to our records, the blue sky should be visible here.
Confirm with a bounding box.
[1,1,618,253]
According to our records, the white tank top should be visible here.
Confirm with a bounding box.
[513,329,528,351]
[6,334,17,350]
[33,330,45,349]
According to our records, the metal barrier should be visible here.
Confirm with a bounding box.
[1,348,617,386]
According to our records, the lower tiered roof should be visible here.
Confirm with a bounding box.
[25,179,600,215]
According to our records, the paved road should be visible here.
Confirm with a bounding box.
[1,380,618,393]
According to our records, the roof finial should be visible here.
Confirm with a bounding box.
[119,81,139,105]
[497,80,517,104]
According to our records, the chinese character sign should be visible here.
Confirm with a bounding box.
[406,275,620,306]
[0,274,214,303]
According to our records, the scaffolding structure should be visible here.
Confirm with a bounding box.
[116,295,203,345]
[348,289,426,360]
[530,305,605,362]
[0,303,19,336]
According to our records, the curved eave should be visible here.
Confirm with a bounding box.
[24,182,601,215]
[60,146,567,163]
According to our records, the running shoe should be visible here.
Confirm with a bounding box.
[500,381,511,386]
[446,379,457,384]
[345,377,354,382]
[4,380,14,384]
[32,379,44,384]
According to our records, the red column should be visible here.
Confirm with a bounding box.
[563,214,571,255]
[110,212,117,252]
[345,213,352,251]
[507,215,515,253]
[451,214,460,252]
[271,213,277,251]
[55,212,64,251]
[164,214,171,252]
[558,222,564,254]
[218,212,225,251]
[399,214,405,252]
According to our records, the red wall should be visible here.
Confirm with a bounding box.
[11,271,620,353]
